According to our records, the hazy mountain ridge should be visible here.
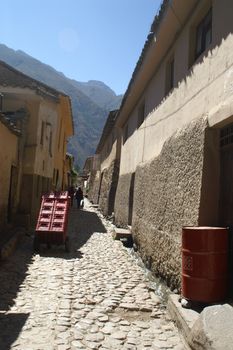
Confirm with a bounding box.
[0,44,123,167]
[71,80,123,111]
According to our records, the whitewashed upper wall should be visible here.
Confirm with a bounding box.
[120,0,233,175]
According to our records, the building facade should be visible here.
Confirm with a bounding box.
[0,61,73,227]
[114,0,233,289]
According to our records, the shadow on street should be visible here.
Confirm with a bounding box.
[0,238,33,349]
[38,207,107,259]
[0,206,107,348]
[0,312,29,349]
[0,241,33,311]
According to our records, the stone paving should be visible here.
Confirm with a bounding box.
[0,200,186,349]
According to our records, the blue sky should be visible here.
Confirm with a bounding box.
[1,1,161,95]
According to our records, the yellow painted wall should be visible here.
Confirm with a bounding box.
[0,121,18,228]
[0,86,73,226]
[33,100,58,178]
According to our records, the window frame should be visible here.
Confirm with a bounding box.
[195,8,212,60]
[49,130,52,156]
[165,56,175,96]
[40,121,45,145]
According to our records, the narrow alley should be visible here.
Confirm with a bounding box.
[0,201,185,350]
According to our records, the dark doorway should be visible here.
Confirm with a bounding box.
[219,124,233,227]
[107,162,119,216]
[7,165,18,222]
[219,124,233,295]
[128,172,135,225]
[219,148,233,227]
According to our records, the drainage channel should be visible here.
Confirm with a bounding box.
[127,247,173,305]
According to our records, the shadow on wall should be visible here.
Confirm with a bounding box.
[125,28,233,142]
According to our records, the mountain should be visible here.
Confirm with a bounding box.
[0,44,123,168]
[72,80,123,111]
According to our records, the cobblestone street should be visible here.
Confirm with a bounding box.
[0,201,185,350]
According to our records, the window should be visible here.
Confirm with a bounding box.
[36,175,40,197]
[56,170,59,187]
[137,102,145,128]
[195,9,212,60]
[220,124,233,148]
[123,123,128,144]
[49,131,52,156]
[58,120,62,150]
[53,168,56,184]
[40,121,45,145]
[165,57,175,95]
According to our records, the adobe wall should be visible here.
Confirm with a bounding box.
[130,118,208,289]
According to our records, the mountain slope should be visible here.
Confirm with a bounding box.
[0,44,122,168]
[71,80,123,111]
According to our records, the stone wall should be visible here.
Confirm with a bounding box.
[88,170,101,204]
[114,172,135,228]
[99,160,119,217]
[132,118,208,289]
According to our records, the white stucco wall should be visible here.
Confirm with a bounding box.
[120,0,233,175]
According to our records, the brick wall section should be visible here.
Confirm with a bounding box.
[132,117,208,289]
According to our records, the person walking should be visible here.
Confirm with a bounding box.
[75,187,83,209]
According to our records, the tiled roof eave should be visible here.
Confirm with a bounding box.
[0,60,69,101]
[0,114,21,136]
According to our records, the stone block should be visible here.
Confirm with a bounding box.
[189,304,233,350]
[167,294,199,345]
[113,228,131,239]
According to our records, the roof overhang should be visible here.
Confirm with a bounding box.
[116,0,199,128]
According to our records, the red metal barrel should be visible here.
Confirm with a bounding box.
[182,226,229,303]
